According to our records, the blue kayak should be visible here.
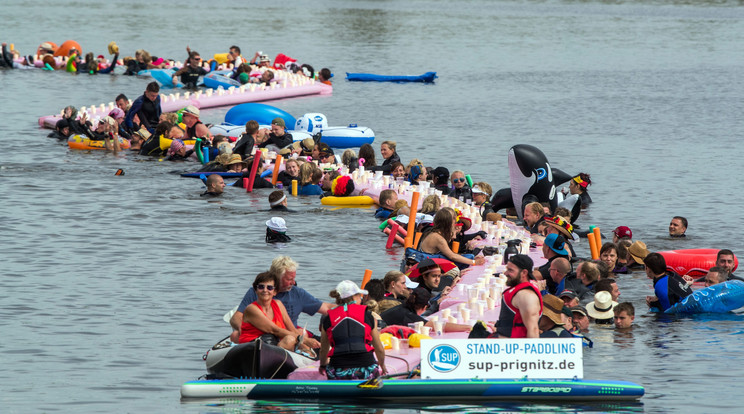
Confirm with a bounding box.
[346,71,437,83]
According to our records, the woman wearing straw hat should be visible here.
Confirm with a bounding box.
[318,280,387,380]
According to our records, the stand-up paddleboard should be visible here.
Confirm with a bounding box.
[181,377,644,401]
[346,72,438,83]
[665,280,744,314]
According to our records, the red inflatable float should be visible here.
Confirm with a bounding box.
[659,249,738,277]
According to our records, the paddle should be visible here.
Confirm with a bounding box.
[357,368,420,389]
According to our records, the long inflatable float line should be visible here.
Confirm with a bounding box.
[38,77,331,129]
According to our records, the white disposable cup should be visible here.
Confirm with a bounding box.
[441,309,451,318]
[468,288,478,300]
[461,308,471,321]
[434,321,444,335]
[457,303,466,312]
[400,339,409,354]
[391,336,400,350]
[421,326,431,336]
[415,321,425,332]
[486,297,495,310]
[477,301,485,316]
[429,315,439,323]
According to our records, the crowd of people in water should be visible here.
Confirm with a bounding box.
[34,40,740,382]
[2,41,332,86]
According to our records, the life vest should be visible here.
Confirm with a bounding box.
[326,304,373,356]
[497,282,543,338]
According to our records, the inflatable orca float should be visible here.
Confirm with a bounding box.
[491,145,580,221]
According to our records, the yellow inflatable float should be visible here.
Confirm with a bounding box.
[68,134,131,150]
[320,196,374,206]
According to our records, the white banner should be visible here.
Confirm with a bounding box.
[420,338,583,379]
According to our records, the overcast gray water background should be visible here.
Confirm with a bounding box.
[2,0,744,412]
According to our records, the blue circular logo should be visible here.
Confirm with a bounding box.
[427,344,460,373]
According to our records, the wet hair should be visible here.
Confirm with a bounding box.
[212,135,228,146]
[268,190,285,205]
[404,287,431,312]
[230,45,241,54]
[379,189,396,207]
[432,207,456,242]
[617,240,631,262]
[154,121,173,137]
[252,271,280,292]
[672,216,688,229]
[717,249,735,261]
[420,195,441,215]
[707,267,729,283]
[318,68,331,81]
[614,302,635,317]
[311,168,323,185]
[383,271,405,292]
[554,207,571,220]
[270,256,298,276]
[115,93,128,103]
[599,242,618,257]
[594,278,616,296]
[364,279,385,302]
[358,143,377,167]
[381,140,397,153]
[579,261,600,284]
[573,172,592,192]
[593,259,610,280]
[643,253,667,275]
[245,120,259,135]
[145,81,160,93]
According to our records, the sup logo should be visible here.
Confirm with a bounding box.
[428,344,460,373]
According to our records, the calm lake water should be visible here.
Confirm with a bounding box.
[2,0,744,412]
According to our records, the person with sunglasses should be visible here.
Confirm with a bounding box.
[238,271,308,352]
[173,51,207,89]
[449,170,472,204]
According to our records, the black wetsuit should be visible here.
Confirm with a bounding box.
[450,186,473,204]
[233,173,274,188]
[125,94,161,133]
[47,130,70,140]
[124,60,148,75]
[258,131,293,149]
[165,149,194,161]
[200,191,222,197]
[178,65,207,89]
[266,228,291,243]
[579,192,592,206]
[139,134,165,157]
[186,121,207,140]
[232,133,255,160]
[277,171,299,189]
[371,153,401,175]
[0,44,13,68]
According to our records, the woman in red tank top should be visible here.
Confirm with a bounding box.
[239,272,303,351]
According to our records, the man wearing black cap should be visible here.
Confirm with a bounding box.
[496,254,542,338]
[431,167,450,196]
[258,117,293,149]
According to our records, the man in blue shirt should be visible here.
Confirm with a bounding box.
[230,256,333,347]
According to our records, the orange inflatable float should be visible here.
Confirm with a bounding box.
[54,40,82,57]
[659,249,738,277]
